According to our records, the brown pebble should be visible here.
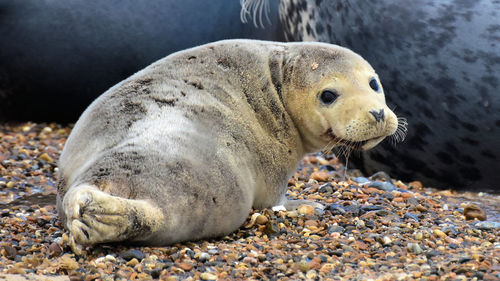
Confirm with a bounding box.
[126,258,139,267]
[178,262,194,271]
[304,220,318,228]
[433,229,447,239]
[416,204,427,212]
[256,215,268,225]
[297,204,315,215]
[39,152,54,162]
[310,171,329,182]
[408,181,423,189]
[2,245,17,259]
[48,242,62,257]
[464,204,487,221]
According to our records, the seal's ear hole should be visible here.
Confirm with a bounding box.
[369,78,380,92]
[319,90,338,105]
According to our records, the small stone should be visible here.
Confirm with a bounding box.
[126,258,139,267]
[474,221,500,230]
[376,209,389,216]
[414,232,424,240]
[408,181,423,189]
[380,236,392,245]
[368,181,397,192]
[310,171,329,182]
[369,171,391,181]
[120,249,145,261]
[464,204,487,221]
[355,220,365,228]
[48,242,62,257]
[104,255,116,262]
[2,245,17,259]
[407,243,423,254]
[433,229,447,238]
[256,215,268,225]
[264,221,279,235]
[178,263,194,271]
[404,212,419,221]
[319,263,335,274]
[416,204,428,212]
[298,260,310,272]
[328,225,345,234]
[306,269,317,279]
[353,177,370,184]
[200,272,217,280]
[39,152,54,162]
[297,204,315,215]
[318,183,333,193]
[198,252,210,262]
[326,204,346,215]
[242,257,258,264]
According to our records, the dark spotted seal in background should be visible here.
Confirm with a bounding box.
[279,0,500,191]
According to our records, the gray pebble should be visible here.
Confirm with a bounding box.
[120,249,145,261]
[198,252,210,262]
[353,177,370,184]
[474,221,500,230]
[369,171,392,181]
[404,212,419,222]
[326,204,346,215]
[318,183,333,193]
[328,225,345,234]
[369,181,397,192]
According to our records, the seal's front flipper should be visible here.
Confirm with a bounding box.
[62,184,164,254]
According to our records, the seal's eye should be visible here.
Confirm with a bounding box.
[319,90,338,105]
[369,78,380,92]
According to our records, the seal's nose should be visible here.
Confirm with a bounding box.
[369,109,385,123]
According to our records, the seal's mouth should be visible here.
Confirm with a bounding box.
[322,128,383,150]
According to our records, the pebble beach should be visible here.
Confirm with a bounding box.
[0,122,499,280]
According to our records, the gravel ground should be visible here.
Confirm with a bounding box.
[0,122,499,281]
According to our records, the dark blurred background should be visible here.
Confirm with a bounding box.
[0,0,283,122]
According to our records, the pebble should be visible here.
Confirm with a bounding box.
[328,225,345,234]
[126,258,139,267]
[407,243,423,254]
[200,272,217,280]
[353,177,370,184]
[318,183,333,193]
[433,229,447,238]
[463,204,487,221]
[309,171,329,182]
[198,252,210,262]
[404,212,420,222]
[119,249,145,261]
[368,181,397,192]
[381,236,392,245]
[298,260,310,272]
[178,263,194,271]
[297,204,315,216]
[474,221,500,230]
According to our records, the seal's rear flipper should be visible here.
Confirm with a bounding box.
[62,184,164,254]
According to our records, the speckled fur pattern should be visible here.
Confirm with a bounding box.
[280,0,500,191]
[57,39,399,247]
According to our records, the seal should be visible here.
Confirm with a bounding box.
[57,39,404,251]
[279,0,500,191]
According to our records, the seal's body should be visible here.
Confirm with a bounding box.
[279,0,500,191]
[57,40,402,249]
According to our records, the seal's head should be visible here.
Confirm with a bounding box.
[282,42,405,153]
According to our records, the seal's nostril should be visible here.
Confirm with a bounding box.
[370,109,385,122]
